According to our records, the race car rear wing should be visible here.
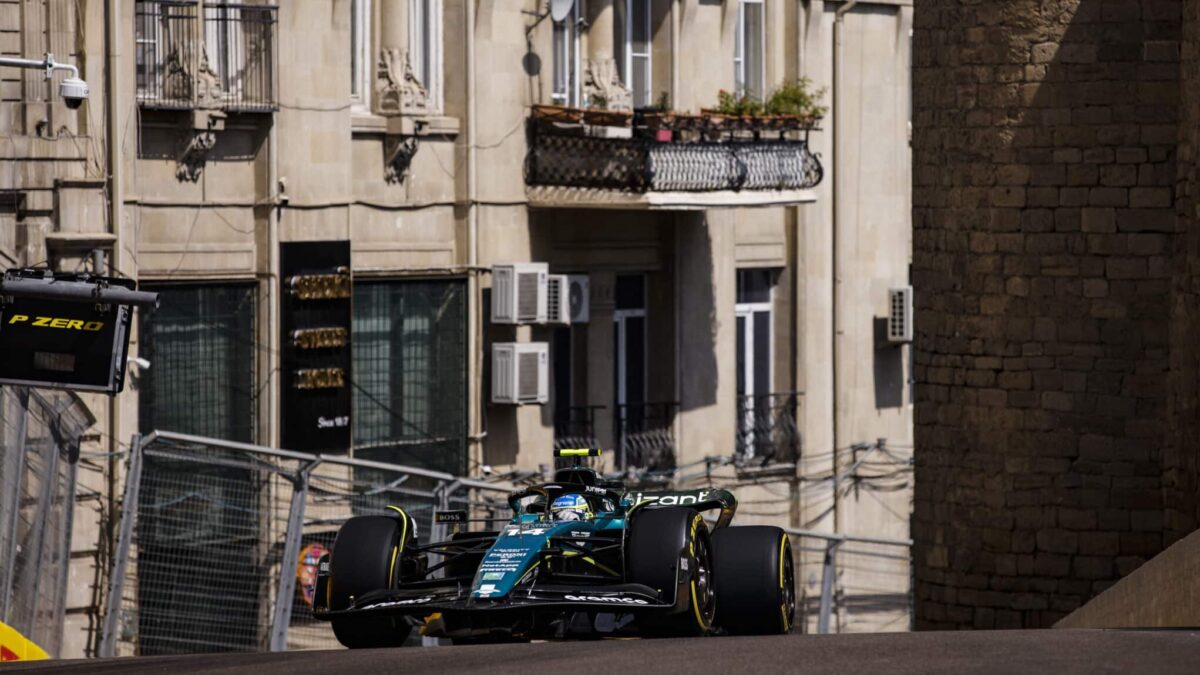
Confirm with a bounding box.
[625,488,738,529]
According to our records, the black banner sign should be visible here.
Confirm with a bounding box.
[0,275,135,393]
[281,241,352,453]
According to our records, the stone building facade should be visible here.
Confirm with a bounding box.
[3,0,914,653]
[912,0,1200,629]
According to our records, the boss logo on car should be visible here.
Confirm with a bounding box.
[362,597,433,609]
[564,595,650,605]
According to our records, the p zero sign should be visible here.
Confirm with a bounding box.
[0,273,139,394]
[281,241,352,453]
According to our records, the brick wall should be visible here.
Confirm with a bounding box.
[912,0,1185,629]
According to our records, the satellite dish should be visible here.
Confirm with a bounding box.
[549,0,575,23]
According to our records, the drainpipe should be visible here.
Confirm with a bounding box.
[831,0,858,537]
[104,0,123,581]
[267,99,280,448]
[670,0,680,108]
[466,0,481,473]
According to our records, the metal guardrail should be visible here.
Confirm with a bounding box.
[526,120,824,192]
[782,526,913,634]
[99,430,512,656]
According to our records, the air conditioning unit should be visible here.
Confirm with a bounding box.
[887,286,913,344]
[492,342,550,405]
[546,275,569,325]
[491,263,548,324]
[567,274,589,323]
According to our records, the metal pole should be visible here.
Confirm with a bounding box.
[817,539,840,634]
[23,420,62,636]
[268,460,317,652]
[99,434,144,658]
[0,275,160,308]
[0,389,30,622]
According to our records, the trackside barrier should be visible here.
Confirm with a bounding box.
[0,387,93,659]
[782,527,913,634]
[99,431,512,656]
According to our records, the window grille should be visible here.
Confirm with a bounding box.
[352,279,467,476]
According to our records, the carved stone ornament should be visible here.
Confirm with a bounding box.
[375,47,430,115]
[583,58,632,112]
[177,129,217,182]
[384,135,419,184]
[194,44,225,109]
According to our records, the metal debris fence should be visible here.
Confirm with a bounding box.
[0,386,94,658]
[99,430,512,656]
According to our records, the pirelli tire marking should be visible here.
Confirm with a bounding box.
[7,315,104,331]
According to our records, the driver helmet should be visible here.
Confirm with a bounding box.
[550,494,593,522]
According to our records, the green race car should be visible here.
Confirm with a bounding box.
[313,449,796,646]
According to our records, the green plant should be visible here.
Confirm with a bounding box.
[764,77,828,121]
[715,89,764,116]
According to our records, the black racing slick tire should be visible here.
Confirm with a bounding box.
[711,526,795,635]
[328,515,412,648]
[628,507,716,637]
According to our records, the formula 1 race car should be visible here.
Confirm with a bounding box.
[312,449,795,646]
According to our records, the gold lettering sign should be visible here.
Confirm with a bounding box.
[291,327,348,350]
[286,270,351,300]
[294,368,346,390]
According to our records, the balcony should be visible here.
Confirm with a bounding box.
[553,405,603,453]
[135,1,277,112]
[525,106,823,210]
[736,392,802,472]
[615,402,678,474]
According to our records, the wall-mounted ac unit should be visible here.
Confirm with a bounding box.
[491,263,548,324]
[492,342,550,404]
[546,275,569,325]
[567,274,589,323]
[887,286,913,344]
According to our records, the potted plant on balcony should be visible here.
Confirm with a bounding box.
[764,77,828,130]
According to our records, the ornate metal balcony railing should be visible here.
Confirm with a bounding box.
[135,1,277,112]
[554,405,604,453]
[615,402,678,472]
[525,119,824,193]
[736,392,802,467]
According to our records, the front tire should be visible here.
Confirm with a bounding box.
[711,526,795,635]
[328,515,413,648]
[628,507,716,637]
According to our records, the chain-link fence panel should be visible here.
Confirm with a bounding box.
[0,387,92,658]
[104,433,313,656]
[102,431,515,655]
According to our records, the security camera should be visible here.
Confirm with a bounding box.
[59,77,88,109]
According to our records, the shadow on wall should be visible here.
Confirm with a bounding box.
[913,0,1184,630]
[677,212,719,413]
[873,317,904,409]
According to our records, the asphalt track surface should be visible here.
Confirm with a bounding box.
[5,629,1199,674]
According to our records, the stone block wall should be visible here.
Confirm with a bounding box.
[911,0,1189,629]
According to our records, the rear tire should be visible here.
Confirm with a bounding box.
[628,507,716,637]
[711,526,795,635]
[328,515,413,648]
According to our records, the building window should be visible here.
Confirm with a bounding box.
[139,284,257,443]
[135,0,278,112]
[351,0,371,107]
[409,0,443,111]
[735,0,765,101]
[614,0,652,108]
[352,279,466,475]
[552,4,581,106]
